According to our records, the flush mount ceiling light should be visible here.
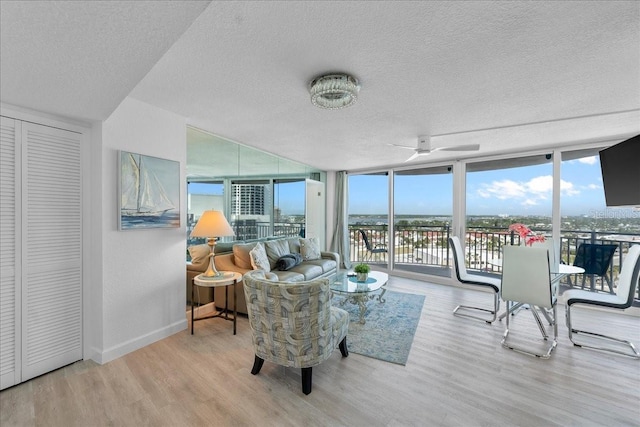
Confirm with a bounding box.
[309,73,360,109]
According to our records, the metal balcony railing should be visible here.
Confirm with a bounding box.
[350,225,640,304]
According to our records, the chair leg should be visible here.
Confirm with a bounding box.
[301,367,312,395]
[339,337,348,357]
[502,301,557,359]
[566,304,640,359]
[453,291,499,324]
[251,355,264,375]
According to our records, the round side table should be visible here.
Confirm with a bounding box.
[192,271,242,335]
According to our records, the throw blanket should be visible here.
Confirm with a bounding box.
[276,253,303,271]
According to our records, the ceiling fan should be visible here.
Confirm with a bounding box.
[390,135,480,162]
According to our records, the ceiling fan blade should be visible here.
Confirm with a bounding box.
[388,143,415,150]
[405,151,429,162]
[440,144,481,152]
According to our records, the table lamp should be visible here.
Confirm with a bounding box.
[190,210,235,278]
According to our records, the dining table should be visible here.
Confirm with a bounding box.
[487,258,585,322]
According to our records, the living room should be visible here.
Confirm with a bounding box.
[1,1,639,425]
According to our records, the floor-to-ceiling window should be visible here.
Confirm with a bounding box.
[274,179,305,237]
[465,154,553,272]
[560,148,640,296]
[348,172,389,268]
[230,180,271,240]
[393,166,453,277]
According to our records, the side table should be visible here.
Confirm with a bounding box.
[192,271,242,335]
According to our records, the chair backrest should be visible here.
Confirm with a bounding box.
[573,243,618,276]
[528,238,558,271]
[501,245,553,308]
[358,229,373,251]
[449,236,469,280]
[614,245,640,306]
[243,270,334,368]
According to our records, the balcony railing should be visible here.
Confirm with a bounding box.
[187,220,304,250]
[350,225,640,304]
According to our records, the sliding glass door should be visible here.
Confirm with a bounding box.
[348,172,389,268]
[393,166,453,277]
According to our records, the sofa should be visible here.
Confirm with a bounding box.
[187,236,340,314]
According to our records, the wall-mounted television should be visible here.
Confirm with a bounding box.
[599,134,640,207]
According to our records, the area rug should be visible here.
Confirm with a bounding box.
[332,290,425,365]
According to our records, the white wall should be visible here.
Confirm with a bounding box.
[99,97,187,363]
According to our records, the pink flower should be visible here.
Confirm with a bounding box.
[509,223,546,246]
[525,234,546,246]
[508,223,531,238]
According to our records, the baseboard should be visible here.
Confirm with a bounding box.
[92,318,188,365]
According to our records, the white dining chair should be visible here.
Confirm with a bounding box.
[500,245,557,358]
[449,236,501,324]
[528,237,558,271]
[564,244,640,359]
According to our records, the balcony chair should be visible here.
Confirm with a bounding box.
[449,236,501,324]
[564,244,640,359]
[357,229,387,261]
[567,243,618,293]
[500,245,557,358]
[243,270,349,395]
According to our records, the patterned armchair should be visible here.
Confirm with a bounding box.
[243,270,349,395]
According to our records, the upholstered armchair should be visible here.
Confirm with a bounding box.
[243,270,349,395]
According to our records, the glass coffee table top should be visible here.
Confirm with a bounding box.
[331,270,388,324]
[331,270,388,294]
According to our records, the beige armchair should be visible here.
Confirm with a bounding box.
[243,270,349,395]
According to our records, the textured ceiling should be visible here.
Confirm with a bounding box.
[0,1,209,121]
[2,1,639,173]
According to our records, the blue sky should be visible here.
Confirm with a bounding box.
[349,156,608,216]
[189,156,609,217]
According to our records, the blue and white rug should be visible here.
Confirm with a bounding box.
[332,290,425,365]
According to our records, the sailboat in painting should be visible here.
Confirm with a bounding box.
[121,153,176,218]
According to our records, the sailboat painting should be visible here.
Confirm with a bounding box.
[118,151,180,230]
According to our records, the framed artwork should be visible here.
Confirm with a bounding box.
[118,150,180,230]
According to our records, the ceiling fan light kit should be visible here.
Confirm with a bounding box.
[309,73,360,109]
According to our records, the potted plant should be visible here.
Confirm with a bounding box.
[354,263,370,282]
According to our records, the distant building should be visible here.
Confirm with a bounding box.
[232,184,268,215]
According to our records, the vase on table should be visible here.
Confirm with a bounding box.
[356,272,368,282]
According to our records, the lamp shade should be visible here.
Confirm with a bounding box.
[190,210,235,238]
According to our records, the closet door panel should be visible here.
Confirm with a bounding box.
[0,117,20,390]
[21,122,82,382]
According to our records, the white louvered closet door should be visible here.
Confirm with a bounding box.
[20,122,83,382]
[0,117,20,389]
[0,117,83,390]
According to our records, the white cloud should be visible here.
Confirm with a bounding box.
[578,156,597,165]
[478,179,524,200]
[560,179,580,196]
[526,175,553,194]
[477,175,580,202]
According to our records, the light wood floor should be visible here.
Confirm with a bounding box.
[2,276,639,427]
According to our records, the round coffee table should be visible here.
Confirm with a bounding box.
[331,270,388,324]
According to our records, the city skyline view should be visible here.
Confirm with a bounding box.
[189,155,638,219]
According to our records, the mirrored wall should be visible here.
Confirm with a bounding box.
[187,126,325,247]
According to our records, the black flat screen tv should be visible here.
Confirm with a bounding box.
[599,134,640,207]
